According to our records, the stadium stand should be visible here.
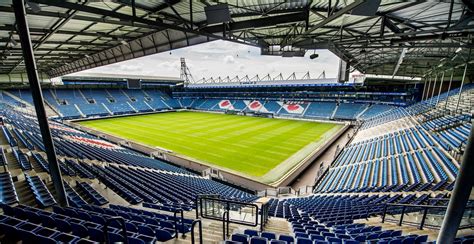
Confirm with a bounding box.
[0,81,471,243]
[333,103,368,120]
[0,2,472,242]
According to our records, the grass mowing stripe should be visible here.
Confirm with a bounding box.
[78,111,342,178]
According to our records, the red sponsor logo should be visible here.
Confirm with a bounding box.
[249,101,261,109]
[287,104,300,111]
[220,100,230,107]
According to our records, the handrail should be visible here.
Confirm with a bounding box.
[195,194,220,219]
[382,203,474,230]
[103,216,128,244]
[260,202,270,231]
[191,219,203,244]
[1,146,8,172]
[199,197,259,227]
[386,203,474,209]
[173,209,185,238]
[222,211,229,240]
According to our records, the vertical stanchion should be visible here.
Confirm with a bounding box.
[438,125,474,243]
[430,73,438,104]
[455,63,468,112]
[444,70,454,111]
[421,78,428,101]
[12,0,68,207]
[436,71,445,105]
[424,76,432,101]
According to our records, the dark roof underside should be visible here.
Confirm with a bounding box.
[0,0,473,78]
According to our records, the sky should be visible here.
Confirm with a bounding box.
[75,40,341,81]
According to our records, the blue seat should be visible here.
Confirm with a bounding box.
[354,235,366,242]
[156,229,174,242]
[270,241,286,244]
[279,235,295,243]
[71,223,88,238]
[295,233,309,238]
[37,235,57,244]
[326,237,343,243]
[245,229,259,238]
[261,232,276,240]
[251,236,268,244]
[53,233,79,243]
[367,233,379,240]
[88,228,105,242]
[310,234,325,241]
[297,237,313,244]
[232,233,249,244]
[415,235,428,243]
[389,240,402,244]
[343,240,360,244]
[403,237,416,244]
[138,225,155,237]
[127,237,146,244]
[391,230,402,237]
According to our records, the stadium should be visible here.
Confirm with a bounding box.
[0,0,473,243]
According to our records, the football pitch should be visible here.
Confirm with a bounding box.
[78,111,343,183]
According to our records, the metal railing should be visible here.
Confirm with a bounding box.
[222,210,230,240]
[196,195,270,240]
[382,203,474,230]
[195,194,220,219]
[191,219,203,244]
[173,208,185,238]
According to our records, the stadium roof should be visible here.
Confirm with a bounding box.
[0,0,473,78]
[63,73,183,83]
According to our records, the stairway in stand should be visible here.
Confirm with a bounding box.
[14,180,37,207]
[168,216,291,243]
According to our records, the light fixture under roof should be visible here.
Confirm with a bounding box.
[455,47,463,53]
[25,0,41,13]
[9,36,18,47]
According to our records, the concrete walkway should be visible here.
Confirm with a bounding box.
[290,127,354,190]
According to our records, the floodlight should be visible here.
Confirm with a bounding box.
[310,53,319,59]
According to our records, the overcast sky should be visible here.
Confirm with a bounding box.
[75,40,341,81]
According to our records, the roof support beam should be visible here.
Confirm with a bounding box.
[12,0,68,207]
[29,0,222,40]
[293,0,366,44]
[384,17,402,34]
[201,12,307,33]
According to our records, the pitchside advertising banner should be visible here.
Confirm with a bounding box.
[277,102,305,114]
[218,100,234,110]
[244,100,269,112]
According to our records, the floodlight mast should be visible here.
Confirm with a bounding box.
[180,57,195,87]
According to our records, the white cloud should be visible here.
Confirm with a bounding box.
[75,40,341,80]
[223,55,235,64]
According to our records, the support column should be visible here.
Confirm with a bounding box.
[424,76,432,101]
[437,125,474,243]
[455,63,468,112]
[421,78,428,101]
[12,0,68,207]
[444,70,454,111]
[436,72,445,105]
[430,73,438,104]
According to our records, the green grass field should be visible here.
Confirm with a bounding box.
[78,111,342,183]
